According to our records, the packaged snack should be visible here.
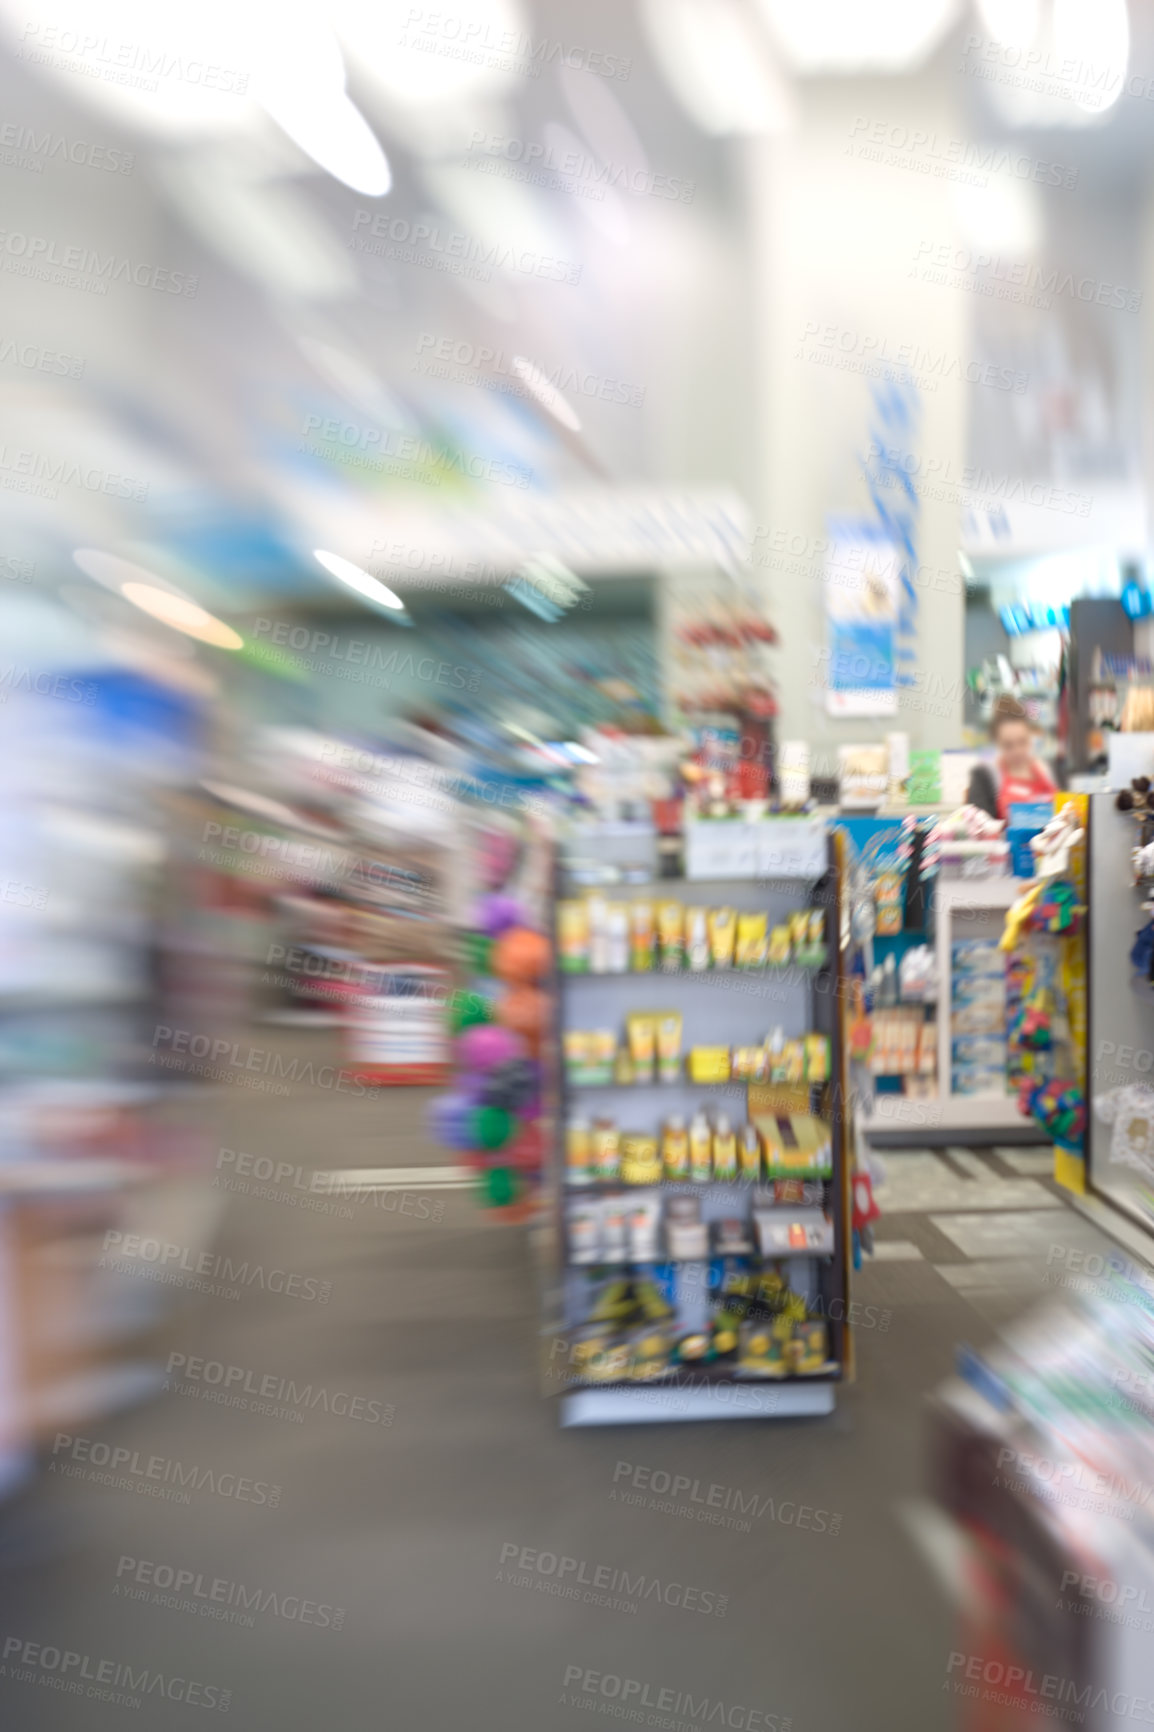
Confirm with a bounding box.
[566,1116,592,1183]
[591,1120,621,1181]
[804,1034,830,1083]
[688,1046,731,1084]
[626,1013,656,1084]
[736,913,767,969]
[658,901,685,971]
[630,901,655,971]
[621,1133,662,1185]
[606,904,630,973]
[686,907,710,971]
[768,924,792,966]
[712,1113,737,1179]
[627,1197,662,1259]
[557,901,590,972]
[587,894,610,973]
[569,1201,601,1263]
[666,1195,708,1259]
[788,910,809,951]
[656,1012,683,1082]
[740,1124,762,1180]
[689,1112,713,1182]
[707,907,737,969]
[662,1115,689,1180]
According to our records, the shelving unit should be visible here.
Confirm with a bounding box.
[543,834,854,1427]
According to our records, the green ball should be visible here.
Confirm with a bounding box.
[463,933,494,974]
[450,992,494,1035]
[470,1105,513,1150]
[481,1165,518,1207]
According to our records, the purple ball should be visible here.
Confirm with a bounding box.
[456,1071,489,1105]
[428,1092,474,1150]
[476,893,528,938]
[457,1023,524,1071]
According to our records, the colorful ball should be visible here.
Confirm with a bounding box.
[462,932,494,975]
[457,1023,524,1072]
[428,1092,475,1151]
[449,991,493,1035]
[479,1164,518,1207]
[476,893,526,938]
[493,926,550,984]
[469,1104,513,1149]
[496,985,549,1047]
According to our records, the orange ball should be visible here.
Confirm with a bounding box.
[497,985,549,1048]
[492,927,550,985]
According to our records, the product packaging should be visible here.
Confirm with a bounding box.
[601,1197,629,1260]
[740,1124,762,1180]
[606,904,630,973]
[804,1034,830,1083]
[630,901,655,971]
[658,902,685,971]
[768,924,792,966]
[626,1013,656,1084]
[689,1112,713,1182]
[712,1113,737,1178]
[627,1197,662,1259]
[656,1012,683,1082]
[591,1120,621,1181]
[875,871,903,936]
[662,1115,689,1179]
[686,907,710,971]
[566,1116,592,1183]
[665,1195,708,1259]
[628,1325,673,1381]
[557,901,590,973]
[587,894,610,973]
[614,1046,636,1085]
[688,1046,730,1084]
[736,913,768,969]
[569,1201,601,1263]
[707,908,737,969]
[621,1133,662,1185]
[732,1046,769,1082]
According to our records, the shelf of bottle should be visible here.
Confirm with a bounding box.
[560,960,827,981]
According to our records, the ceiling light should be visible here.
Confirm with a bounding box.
[72,547,242,648]
[120,584,243,649]
[641,0,794,136]
[759,0,960,72]
[314,548,406,610]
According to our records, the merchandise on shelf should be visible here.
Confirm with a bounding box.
[556,896,826,974]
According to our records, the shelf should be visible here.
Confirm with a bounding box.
[561,1381,836,1424]
[560,961,827,981]
[567,1077,828,1092]
[563,1362,841,1391]
[565,1178,829,1194]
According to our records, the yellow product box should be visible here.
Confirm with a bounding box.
[620,1133,662,1185]
[687,1046,731,1084]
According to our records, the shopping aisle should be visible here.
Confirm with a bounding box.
[0,1041,1134,1732]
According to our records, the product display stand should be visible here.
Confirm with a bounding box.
[544,832,853,1427]
[932,877,1025,1133]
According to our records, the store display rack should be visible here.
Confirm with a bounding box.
[542,832,854,1427]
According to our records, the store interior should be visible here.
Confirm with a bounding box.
[4,1,1154,1728]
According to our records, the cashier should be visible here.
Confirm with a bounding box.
[968,694,1056,821]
